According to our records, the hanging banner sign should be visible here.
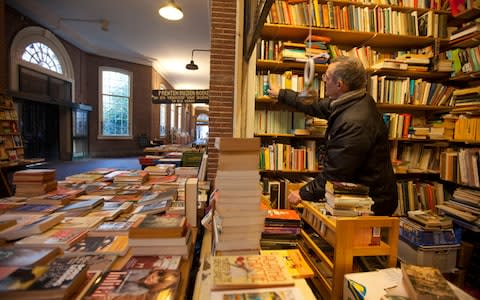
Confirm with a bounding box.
[152,89,209,104]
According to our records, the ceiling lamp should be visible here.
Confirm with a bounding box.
[186,49,210,70]
[159,0,184,21]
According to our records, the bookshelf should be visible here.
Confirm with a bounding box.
[255,1,480,292]
[299,201,399,299]
[0,95,24,163]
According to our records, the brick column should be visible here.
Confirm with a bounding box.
[207,0,237,182]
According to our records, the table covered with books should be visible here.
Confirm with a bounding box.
[0,165,204,299]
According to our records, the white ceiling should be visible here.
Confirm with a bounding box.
[6,0,211,90]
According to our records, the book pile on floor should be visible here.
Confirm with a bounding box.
[0,165,201,299]
[211,137,266,255]
[324,180,374,216]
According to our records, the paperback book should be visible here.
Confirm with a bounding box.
[88,269,180,300]
[64,235,129,256]
[211,255,294,291]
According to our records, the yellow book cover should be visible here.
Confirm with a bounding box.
[260,249,314,278]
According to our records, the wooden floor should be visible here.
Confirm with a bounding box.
[38,157,142,180]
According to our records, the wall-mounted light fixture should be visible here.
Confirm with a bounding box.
[186,49,210,70]
[59,18,109,31]
[159,0,184,21]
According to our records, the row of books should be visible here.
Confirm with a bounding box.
[392,143,442,174]
[267,1,449,38]
[369,76,455,106]
[440,148,480,188]
[259,141,318,172]
[255,71,325,98]
[395,180,446,215]
[254,109,306,135]
[0,110,17,121]
[448,45,480,76]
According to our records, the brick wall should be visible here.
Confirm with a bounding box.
[208,0,237,182]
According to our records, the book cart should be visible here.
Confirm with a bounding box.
[300,201,400,300]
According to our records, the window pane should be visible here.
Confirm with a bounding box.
[102,71,129,96]
[160,104,166,136]
[102,95,129,136]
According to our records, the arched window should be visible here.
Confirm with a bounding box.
[10,26,74,100]
[22,42,63,74]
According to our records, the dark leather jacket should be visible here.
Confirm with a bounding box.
[278,88,397,216]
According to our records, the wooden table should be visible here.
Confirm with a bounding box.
[0,158,45,197]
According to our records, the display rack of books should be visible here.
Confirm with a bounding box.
[299,200,399,300]
[0,95,23,163]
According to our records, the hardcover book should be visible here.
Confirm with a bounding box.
[57,198,104,212]
[88,269,180,300]
[210,255,294,291]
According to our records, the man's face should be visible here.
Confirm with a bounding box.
[323,64,342,100]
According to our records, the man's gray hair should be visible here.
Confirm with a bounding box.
[330,56,367,91]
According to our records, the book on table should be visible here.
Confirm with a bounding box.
[260,249,314,278]
[51,254,118,273]
[14,228,88,249]
[64,235,129,256]
[88,269,180,300]
[0,259,88,300]
[210,255,295,291]
[0,247,60,267]
[129,214,187,238]
[0,212,65,241]
[121,255,181,271]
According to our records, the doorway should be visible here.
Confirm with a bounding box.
[19,101,59,161]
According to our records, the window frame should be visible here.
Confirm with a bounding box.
[98,66,133,140]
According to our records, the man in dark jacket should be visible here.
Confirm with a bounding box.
[270,56,397,216]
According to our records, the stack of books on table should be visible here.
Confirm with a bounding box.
[261,208,302,250]
[128,214,192,257]
[112,170,149,185]
[324,180,374,216]
[13,169,57,197]
[211,137,266,255]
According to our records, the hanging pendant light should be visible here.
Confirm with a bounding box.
[159,0,184,21]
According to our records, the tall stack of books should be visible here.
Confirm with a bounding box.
[324,180,374,216]
[13,169,57,197]
[212,137,266,255]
